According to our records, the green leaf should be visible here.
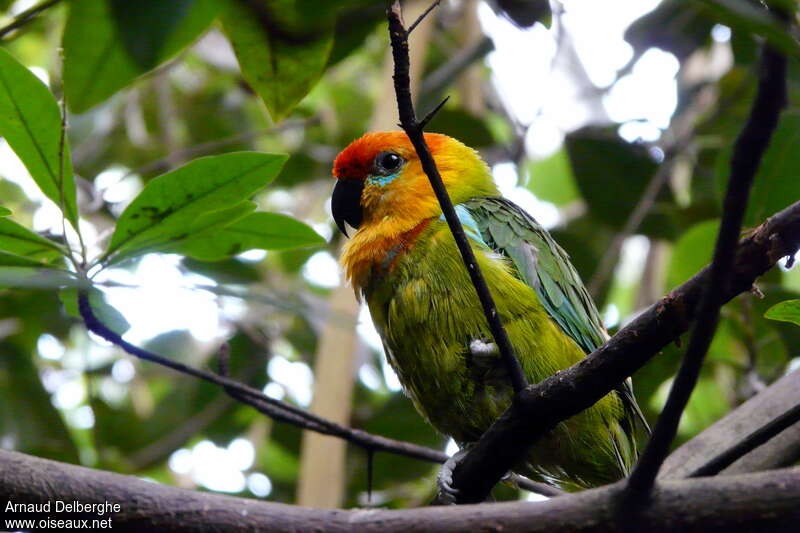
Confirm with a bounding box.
[700,0,800,58]
[109,0,195,68]
[566,129,675,239]
[88,288,130,335]
[496,0,550,28]
[59,287,129,335]
[715,112,800,227]
[63,0,219,113]
[0,48,78,226]
[0,217,65,259]
[105,152,287,264]
[59,288,80,319]
[428,109,495,148]
[0,207,10,216]
[526,149,580,206]
[177,212,325,261]
[765,299,800,327]
[219,0,334,121]
[667,219,719,289]
[625,0,712,61]
[0,252,52,268]
[0,265,82,288]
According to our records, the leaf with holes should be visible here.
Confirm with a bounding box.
[219,0,334,121]
[765,299,800,328]
[0,48,78,226]
[104,152,287,265]
[176,212,326,261]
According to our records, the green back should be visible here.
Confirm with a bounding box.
[463,196,649,437]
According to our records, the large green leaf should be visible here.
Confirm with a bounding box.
[0,207,10,216]
[0,217,65,260]
[0,48,78,226]
[104,152,287,264]
[177,212,325,261]
[566,130,675,239]
[63,0,219,113]
[219,0,334,121]
[765,299,800,327]
[667,219,719,289]
[715,112,800,227]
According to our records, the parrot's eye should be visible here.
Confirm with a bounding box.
[374,151,404,174]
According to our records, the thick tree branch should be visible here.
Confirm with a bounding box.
[626,7,789,498]
[446,199,800,503]
[387,1,528,393]
[2,449,800,532]
[661,368,800,479]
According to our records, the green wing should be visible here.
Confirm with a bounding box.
[464,196,605,353]
[463,196,649,434]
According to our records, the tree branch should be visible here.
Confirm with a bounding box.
[661,368,800,479]
[445,199,800,503]
[2,448,800,532]
[0,0,61,40]
[387,0,528,393]
[76,290,557,497]
[625,9,789,498]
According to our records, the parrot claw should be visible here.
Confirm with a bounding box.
[435,446,472,505]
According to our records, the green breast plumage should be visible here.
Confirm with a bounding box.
[361,196,643,489]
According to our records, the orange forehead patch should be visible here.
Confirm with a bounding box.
[332,131,448,180]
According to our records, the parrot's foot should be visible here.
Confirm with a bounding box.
[435,446,472,505]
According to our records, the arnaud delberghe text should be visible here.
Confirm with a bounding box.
[6,500,121,515]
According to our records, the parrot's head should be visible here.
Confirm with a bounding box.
[331,132,497,238]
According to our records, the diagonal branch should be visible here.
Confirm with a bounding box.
[625,7,789,499]
[0,0,61,40]
[387,0,528,393]
[661,368,800,479]
[444,199,800,503]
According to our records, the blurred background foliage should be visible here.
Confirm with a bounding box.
[0,0,799,510]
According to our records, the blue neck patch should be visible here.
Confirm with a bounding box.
[367,171,400,187]
[442,204,487,247]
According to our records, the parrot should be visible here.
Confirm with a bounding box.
[330,131,648,491]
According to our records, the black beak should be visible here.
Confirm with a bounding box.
[332,179,364,237]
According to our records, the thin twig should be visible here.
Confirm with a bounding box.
[75,289,558,497]
[388,0,528,393]
[587,165,672,298]
[419,37,494,100]
[0,0,61,40]
[125,118,316,178]
[687,402,800,477]
[625,8,789,501]
[407,0,441,34]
